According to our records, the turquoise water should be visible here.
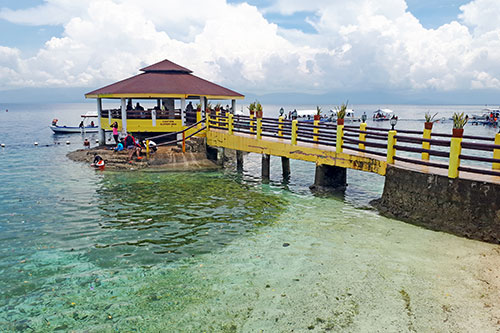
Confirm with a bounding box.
[1,103,499,332]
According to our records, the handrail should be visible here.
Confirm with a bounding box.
[145,118,206,141]
[141,114,500,180]
[157,126,207,147]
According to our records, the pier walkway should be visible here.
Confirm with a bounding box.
[199,113,500,185]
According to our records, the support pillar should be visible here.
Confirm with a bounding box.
[236,150,244,170]
[120,98,127,135]
[181,98,186,126]
[231,99,236,114]
[97,98,105,145]
[281,156,290,179]
[262,154,270,181]
[310,164,347,192]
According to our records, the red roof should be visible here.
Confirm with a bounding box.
[140,59,192,73]
[85,59,244,99]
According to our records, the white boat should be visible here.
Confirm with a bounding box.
[327,109,361,122]
[49,125,99,133]
[50,111,99,134]
[373,109,395,121]
[296,109,330,122]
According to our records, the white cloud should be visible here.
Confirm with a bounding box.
[1,0,500,96]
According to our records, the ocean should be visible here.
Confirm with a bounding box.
[0,102,499,332]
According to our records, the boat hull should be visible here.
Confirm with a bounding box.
[50,126,99,133]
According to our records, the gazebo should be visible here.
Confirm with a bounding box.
[85,59,244,144]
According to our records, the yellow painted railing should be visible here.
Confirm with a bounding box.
[204,114,500,180]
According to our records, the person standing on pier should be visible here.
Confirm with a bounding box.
[112,121,119,144]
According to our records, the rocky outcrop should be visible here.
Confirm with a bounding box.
[372,165,500,243]
[67,137,220,171]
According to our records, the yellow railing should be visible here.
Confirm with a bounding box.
[205,114,500,180]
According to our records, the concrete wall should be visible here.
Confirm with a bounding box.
[372,165,500,243]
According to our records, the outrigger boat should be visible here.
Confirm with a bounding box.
[336,109,361,122]
[49,111,99,134]
[373,109,395,121]
[469,108,499,126]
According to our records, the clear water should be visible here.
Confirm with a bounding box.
[1,103,499,332]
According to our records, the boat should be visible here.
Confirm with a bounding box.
[295,109,331,122]
[469,108,499,126]
[372,109,395,121]
[50,111,99,134]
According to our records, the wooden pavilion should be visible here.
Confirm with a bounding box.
[85,59,244,143]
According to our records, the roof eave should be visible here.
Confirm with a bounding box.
[85,93,245,100]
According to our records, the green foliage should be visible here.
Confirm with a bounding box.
[316,106,322,116]
[336,101,348,119]
[206,102,212,111]
[247,102,256,112]
[452,112,468,129]
[255,101,263,112]
[215,103,222,110]
[424,111,438,123]
[196,103,202,110]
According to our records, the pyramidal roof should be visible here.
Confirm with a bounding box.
[140,59,192,73]
[85,59,244,100]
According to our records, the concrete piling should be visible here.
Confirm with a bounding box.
[262,154,270,180]
[310,164,347,192]
[236,150,244,170]
[281,156,290,179]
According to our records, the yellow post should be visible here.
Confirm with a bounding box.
[206,113,210,130]
[493,133,500,170]
[196,109,202,129]
[448,136,462,178]
[422,127,432,160]
[250,112,255,133]
[216,109,220,127]
[228,113,234,135]
[387,130,397,164]
[278,116,284,137]
[359,123,367,150]
[291,120,298,145]
[256,117,262,139]
[336,124,344,153]
[313,119,319,142]
[146,139,150,158]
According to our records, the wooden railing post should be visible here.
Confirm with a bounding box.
[336,124,344,153]
[256,117,262,139]
[448,136,462,178]
[146,139,150,158]
[313,119,319,142]
[493,133,500,170]
[291,120,298,145]
[387,130,397,164]
[228,113,234,135]
[278,116,284,137]
[182,131,186,153]
[422,126,432,160]
[206,113,210,130]
[359,123,367,150]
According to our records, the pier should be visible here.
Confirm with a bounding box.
[167,112,500,243]
[85,59,500,243]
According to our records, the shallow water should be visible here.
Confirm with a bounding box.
[0,103,499,331]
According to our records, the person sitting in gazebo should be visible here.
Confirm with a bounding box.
[186,101,194,113]
[135,102,144,111]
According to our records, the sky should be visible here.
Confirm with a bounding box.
[0,0,499,104]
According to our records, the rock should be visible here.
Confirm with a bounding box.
[66,138,220,172]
